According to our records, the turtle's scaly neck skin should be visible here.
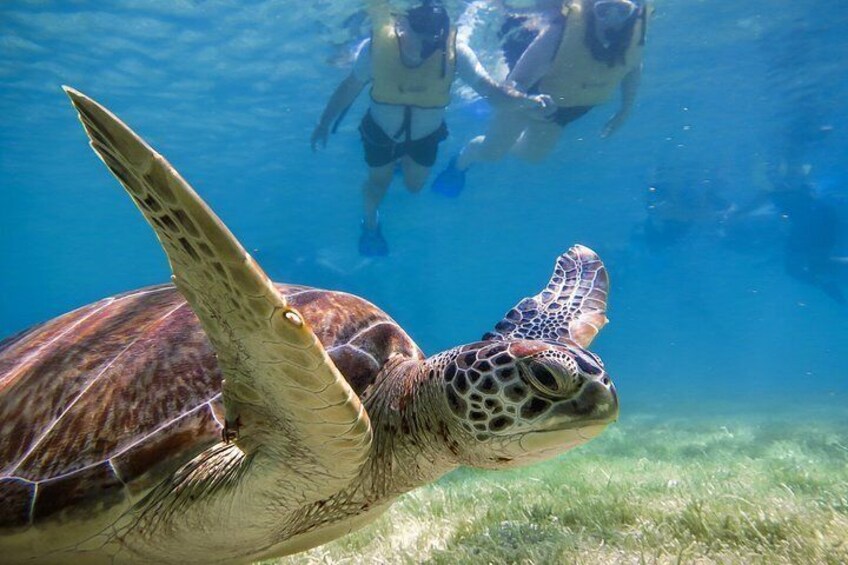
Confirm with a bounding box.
[360,354,462,495]
[280,353,462,543]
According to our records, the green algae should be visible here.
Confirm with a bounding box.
[278,405,848,564]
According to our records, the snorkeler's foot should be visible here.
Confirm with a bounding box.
[359,220,389,257]
[432,156,466,197]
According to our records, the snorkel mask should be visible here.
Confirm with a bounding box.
[592,0,638,30]
[406,1,450,58]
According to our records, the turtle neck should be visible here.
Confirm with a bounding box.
[359,355,461,499]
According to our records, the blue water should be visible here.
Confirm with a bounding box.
[1,0,846,414]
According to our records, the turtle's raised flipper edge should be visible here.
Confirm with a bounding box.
[484,244,609,349]
[63,87,372,497]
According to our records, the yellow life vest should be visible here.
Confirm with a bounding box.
[369,16,457,109]
[539,1,646,108]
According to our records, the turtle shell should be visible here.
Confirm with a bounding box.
[0,283,422,531]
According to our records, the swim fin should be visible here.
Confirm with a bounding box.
[432,156,467,197]
[359,219,389,257]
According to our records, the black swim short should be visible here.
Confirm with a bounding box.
[525,81,594,127]
[359,111,448,168]
[547,105,593,127]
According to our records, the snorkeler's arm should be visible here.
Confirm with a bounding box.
[311,73,367,151]
[456,0,489,49]
[456,44,554,114]
[601,65,641,138]
[601,65,642,138]
[507,19,563,91]
[620,65,642,114]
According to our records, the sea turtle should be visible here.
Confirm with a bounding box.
[0,88,618,564]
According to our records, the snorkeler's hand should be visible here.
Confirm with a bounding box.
[601,111,629,138]
[524,94,557,120]
[311,122,329,152]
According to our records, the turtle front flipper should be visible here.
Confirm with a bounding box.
[484,245,609,348]
[63,87,371,494]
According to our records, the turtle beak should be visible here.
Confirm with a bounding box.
[608,378,620,422]
[548,371,619,428]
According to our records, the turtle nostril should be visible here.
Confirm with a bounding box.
[601,375,610,386]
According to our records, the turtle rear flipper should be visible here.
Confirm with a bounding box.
[484,245,609,348]
[63,87,372,498]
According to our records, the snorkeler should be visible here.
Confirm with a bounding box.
[640,164,730,251]
[728,161,847,304]
[312,0,553,256]
[432,0,649,196]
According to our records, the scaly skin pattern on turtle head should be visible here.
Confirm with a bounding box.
[427,338,616,469]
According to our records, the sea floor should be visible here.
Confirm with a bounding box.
[277,399,848,564]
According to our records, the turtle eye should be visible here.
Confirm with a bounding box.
[524,362,565,397]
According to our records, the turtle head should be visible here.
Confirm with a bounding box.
[440,339,618,470]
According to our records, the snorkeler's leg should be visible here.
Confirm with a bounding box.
[363,163,394,230]
[456,110,528,170]
[401,156,431,193]
[359,162,394,256]
[433,111,526,197]
[511,120,562,163]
